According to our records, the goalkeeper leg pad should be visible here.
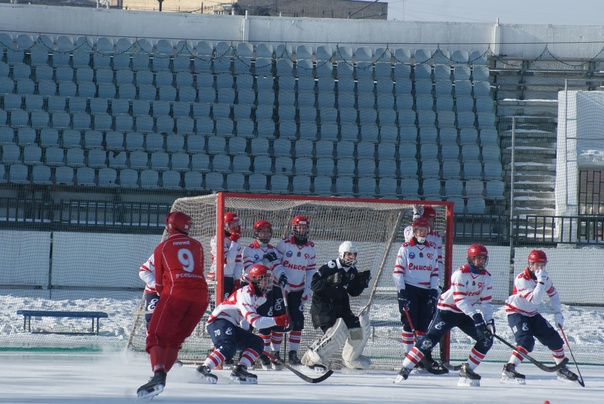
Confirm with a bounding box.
[342,310,372,370]
[301,318,348,367]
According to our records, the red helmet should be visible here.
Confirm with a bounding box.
[528,250,547,264]
[247,264,273,294]
[422,205,437,219]
[467,244,488,269]
[166,211,192,235]
[253,220,272,244]
[412,217,431,230]
[291,215,310,243]
[224,211,240,233]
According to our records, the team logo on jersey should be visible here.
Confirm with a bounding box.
[477,282,484,289]
[427,253,434,259]
[286,251,293,257]
[409,252,416,259]
[522,322,529,332]
[225,327,233,336]
[434,321,446,330]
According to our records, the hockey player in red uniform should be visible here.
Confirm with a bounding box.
[209,211,243,302]
[136,211,209,399]
[394,217,443,373]
[273,215,317,365]
[502,249,578,384]
[395,244,495,387]
[195,264,290,384]
[241,220,283,370]
[138,254,158,328]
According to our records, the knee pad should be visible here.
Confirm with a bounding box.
[342,311,372,369]
[301,318,348,367]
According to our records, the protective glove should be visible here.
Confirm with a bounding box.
[472,313,493,346]
[302,288,311,302]
[232,279,241,293]
[274,314,290,327]
[278,274,288,289]
[229,232,240,242]
[358,270,372,288]
[206,271,216,281]
[535,268,548,283]
[427,288,439,307]
[327,271,343,285]
[412,204,424,220]
[263,251,278,263]
[486,319,496,336]
[397,289,410,311]
[554,312,564,328]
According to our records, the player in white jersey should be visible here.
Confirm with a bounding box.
[501,250,578,384]
[395,244,495,387]
[403,205,443,286]
[196,264,289,384]
[394,217,442,372]
[273,215,317,365]
[209,211,243,302]
[241,220,282,370]
[138,254,158,328]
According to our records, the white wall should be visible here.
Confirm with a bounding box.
[2,4,604,58]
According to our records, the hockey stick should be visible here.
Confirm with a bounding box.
[558,325,586,387]
[262,351,333,384]
[493,333,569,372]
[402,307,451,374]
[280,285,293,333]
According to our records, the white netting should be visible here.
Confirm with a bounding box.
[128,192,453,369]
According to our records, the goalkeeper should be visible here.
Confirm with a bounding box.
[301,241,372,370]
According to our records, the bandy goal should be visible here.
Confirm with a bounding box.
[128,192,454,370]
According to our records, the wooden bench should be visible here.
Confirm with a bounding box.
[16,310,109,335]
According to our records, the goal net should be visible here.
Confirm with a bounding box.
[128,192,454,370]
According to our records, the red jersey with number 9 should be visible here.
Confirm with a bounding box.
[154,233,208,302]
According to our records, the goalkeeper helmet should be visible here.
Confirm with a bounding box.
[166,211,192,235]
[528,249,547,270]
[248,264,273,295]
[467,244,489,270]
[224,211,240,234]
[338,241,358,266]
[291,215,310,243]
[253,220,273,244]
[412,217,430,243]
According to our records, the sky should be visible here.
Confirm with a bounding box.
[386,0,604,25]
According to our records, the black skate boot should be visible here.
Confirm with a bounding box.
[137,369,166,399]
[230,364,258,384]
[557,365,579,382]
[259,353,272,370]
[394,366,411,384]
[420,351,449,375]
[288,350,302,365]
[458,362,481,387]
[501,363,525,384]
[270,350,283,371]
[196,365,218,384]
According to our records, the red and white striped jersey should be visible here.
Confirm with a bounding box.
[504,268,561,317]
[210,235,242,279]
[207,284,277,331]
[139,254,156,294]
[437,263,493,321]
[241,240,281,284]
[404,225,443,283]
[393,238,439,290]
[275,236,316,292]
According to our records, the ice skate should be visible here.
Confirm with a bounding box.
[270,351,283,371]
[419,351,449,375]
[259,353,272,370]
[230,364,258,384]
[394,366,411,384]
[195,365,218,384]
[557,365,579,382]
[501,363,526,384]
[457,362,481,387]
[288,350,302,365]
[136,370,166,399]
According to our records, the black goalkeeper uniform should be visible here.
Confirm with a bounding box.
[310,258,370,331]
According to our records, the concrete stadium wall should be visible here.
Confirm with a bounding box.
[1,230,602,305]
[2,4,604,58]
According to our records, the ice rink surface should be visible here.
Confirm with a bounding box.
[1,351,602,404]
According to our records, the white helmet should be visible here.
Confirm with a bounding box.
[338,241,358,266]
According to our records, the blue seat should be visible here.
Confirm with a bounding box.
[140,169,160,189]
[205,172,225,190]
[8,164,29,184]
[54,166,74,185]
[65,148,86,167]
[119,168,139,188]
[269,174,290,193]
[76,166,96,186]
[145,132,165,151]
[44,147,65,167]
[253,155,273,174]
[98,167,118,187]
[108,151,127,169]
